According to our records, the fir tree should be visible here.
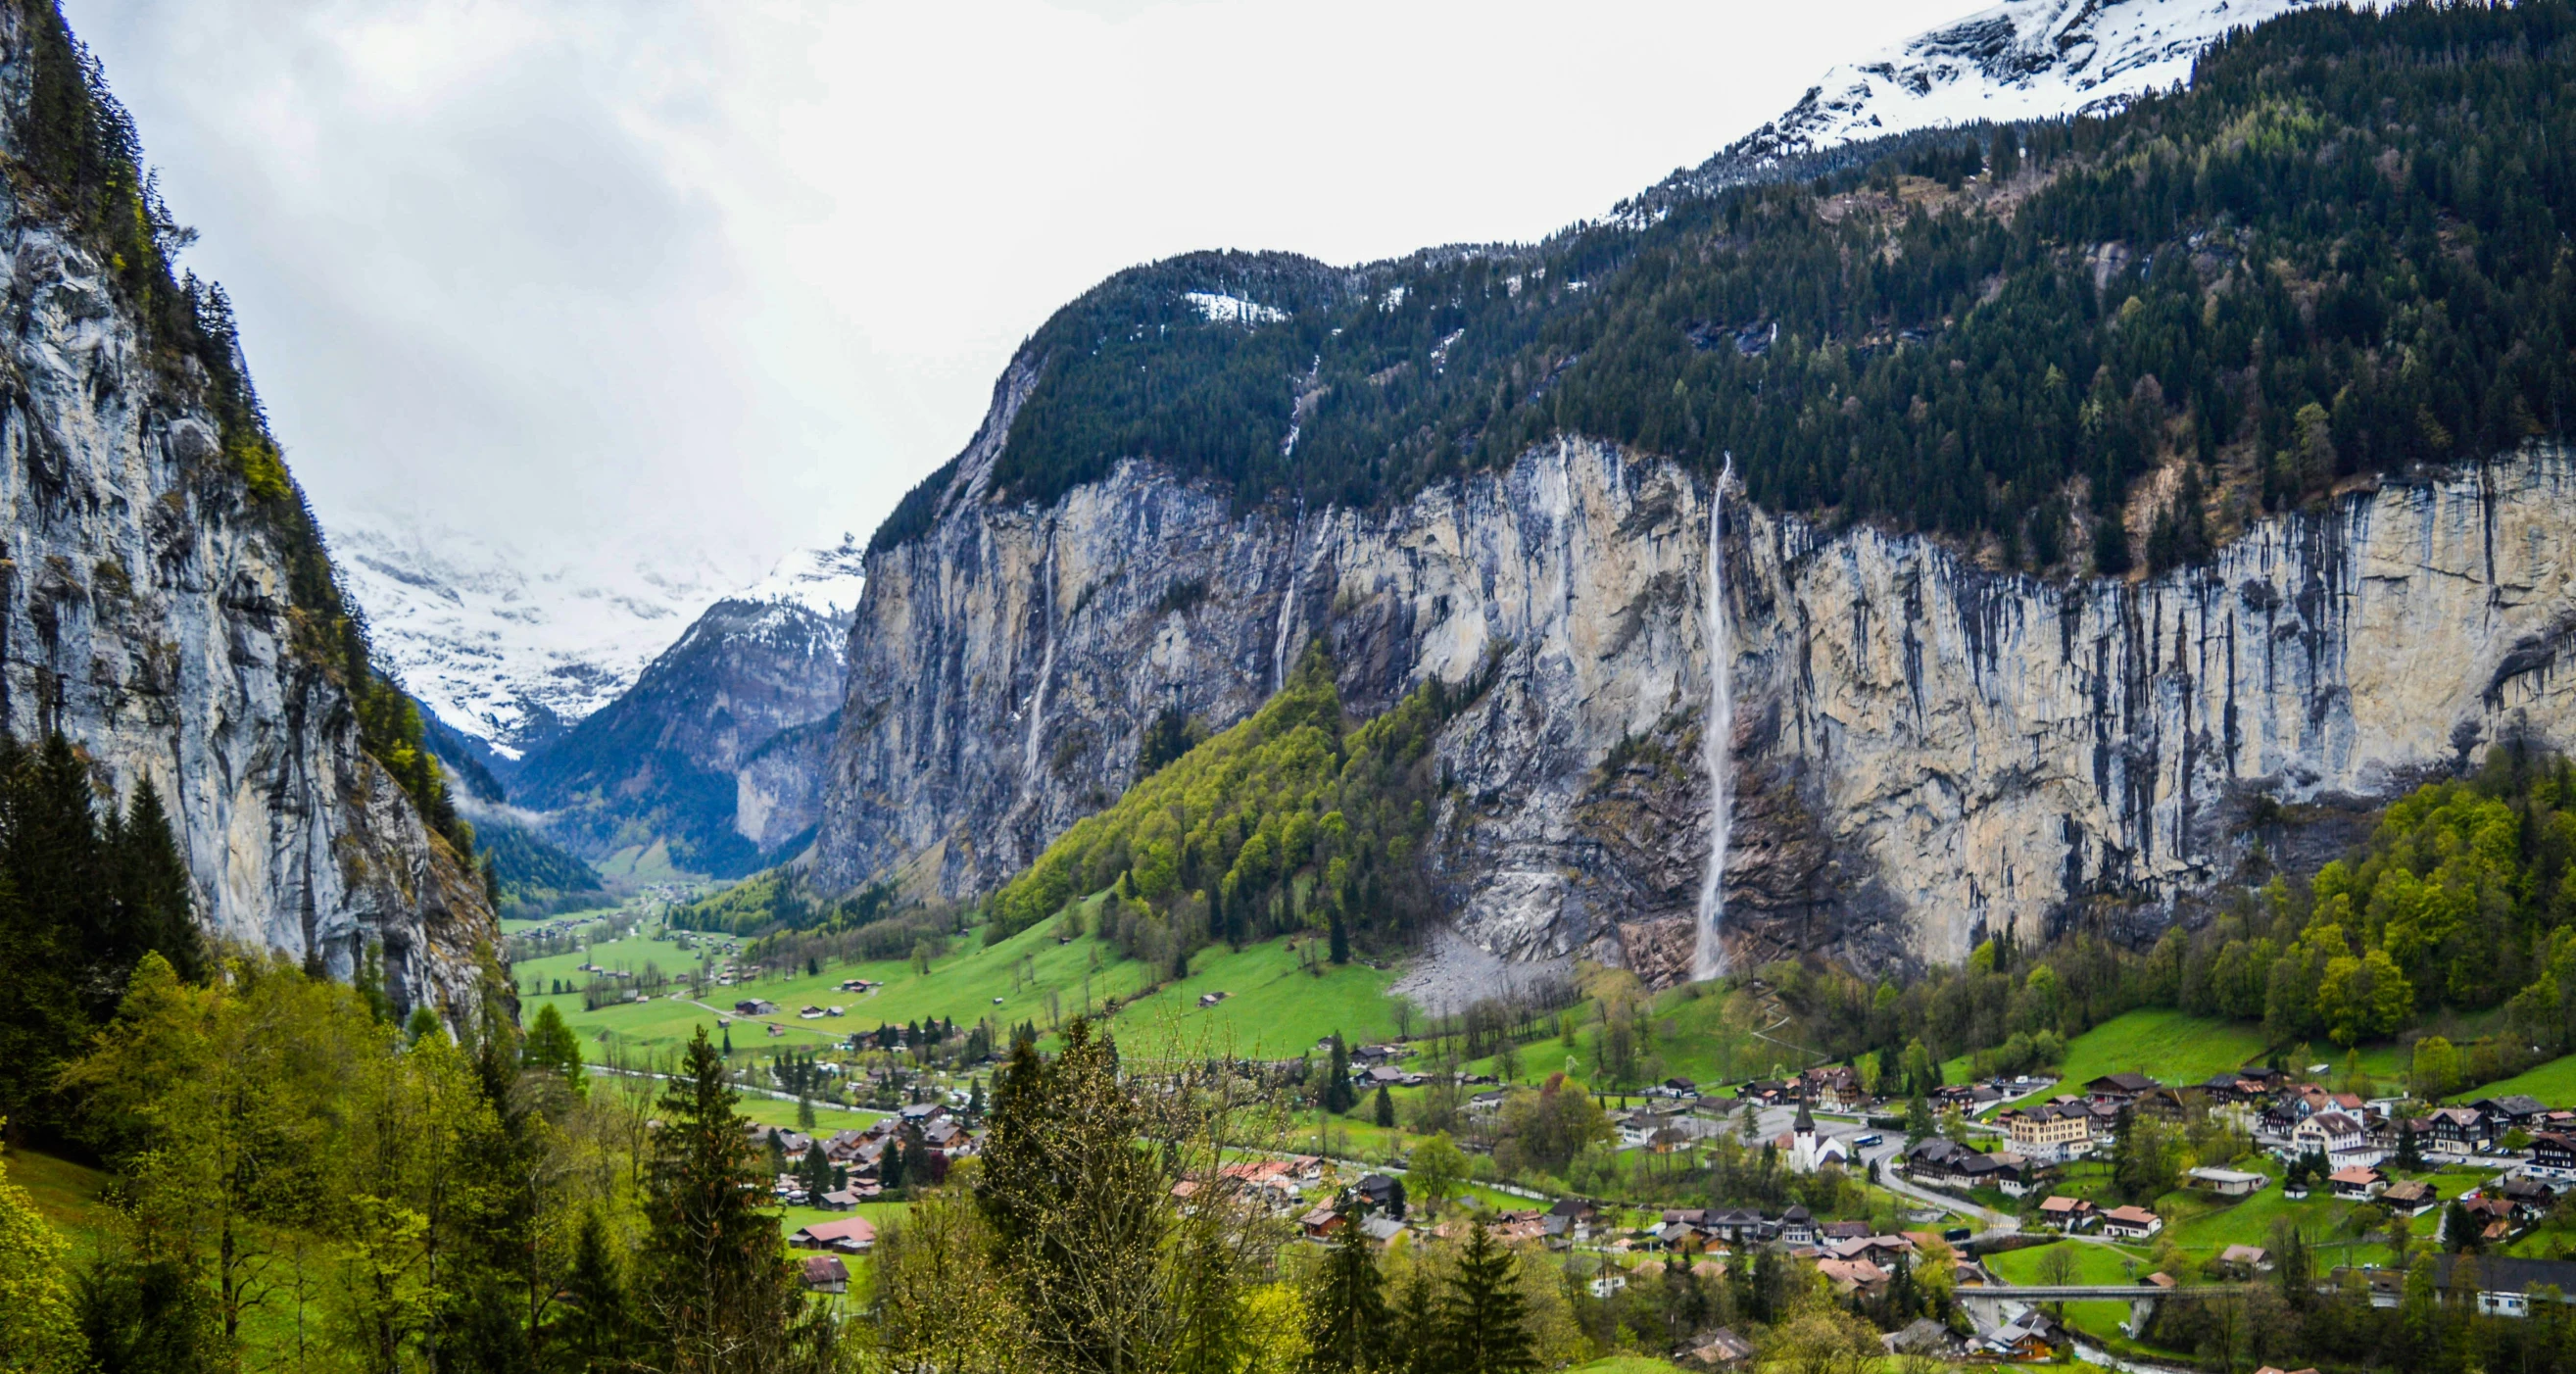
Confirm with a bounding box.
[1329,908,1349,965]
[1435,1218,1536,1374]
[1373,1085,1394,1128]
[639,1026,813,1369]
[1300,1215,1389,1373]
[1323,1034,1356,1114]
[556,1210,631,1372]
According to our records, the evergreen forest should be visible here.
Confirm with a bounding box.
[878,1,2576,583]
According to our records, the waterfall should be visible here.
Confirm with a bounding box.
[1021,547,1056,790]
[1693,462,1734,981]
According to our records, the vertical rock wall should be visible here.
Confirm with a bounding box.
[0,102,498,1013]
[821,372,2576,981]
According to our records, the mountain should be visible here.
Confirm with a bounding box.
[816,0,2576,982]
[329,514,797,761]
[0,1,495,1016]
[1732,0,2333,164]
[508,547,860,876]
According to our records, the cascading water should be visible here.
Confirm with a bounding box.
[1692,461,1734,982]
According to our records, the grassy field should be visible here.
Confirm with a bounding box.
[6,1145,113,1263]
[510,905,1408,1072]
[1987,1009,2271,1115]
[2456,1052,2576,1106]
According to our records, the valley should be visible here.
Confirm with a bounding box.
[18,0,2576,1371]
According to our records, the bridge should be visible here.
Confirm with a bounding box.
[1958,1282,2251,1335]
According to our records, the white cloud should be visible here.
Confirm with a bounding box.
[64,0,1937,590]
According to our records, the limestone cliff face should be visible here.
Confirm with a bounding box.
[818,362,2576,979]
[1725,448,2576,970]
[0,33,498,1012]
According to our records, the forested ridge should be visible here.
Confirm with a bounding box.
[878,0,2576,581]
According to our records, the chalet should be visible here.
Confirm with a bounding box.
[800,1255,849,1295]
[2425,1106,2494,1154]
[1359,1215,1406,1245]
[2291,1110,2379,1166]
[2187,1167,2268,1199]
[2531,1132,2576,1181]
[1299,1207,1346,1241]
[798,1006,825,1019]
[2454,1195,2517,1246]
[1684,1328,1757,1366]
[2436,1254,2576,1317]
[2036,1196,2097,1232]
[1881,1318,1956,1359]
[1815,1257,1887,1299]
[1777,1204,1819,1247]
[788,1217,878,1253]
[2217,1245,2271,1277]
[2476,1096,2552,1130]
[1352,1174,1401,1211]
[2101,1205,2164,1240]
[1545,1199,1600,1245]
[1972,1319,2057,1362]
[1197,991,1230,1007]
[2383,1179,2441,1214]
[2502,1176,2558,1222]
[1467,1090,1509,1115]
[1801,1064,1870,1111]
[2329,1166,2388,1201]
[813,1189,858,1211]
[734,999,777,1016]
[1647,1076,1700,1100]
[2085,1072,2159,1103]
[2133,1087,2194,1123]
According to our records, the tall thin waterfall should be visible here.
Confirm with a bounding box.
[1692,462,1734,981]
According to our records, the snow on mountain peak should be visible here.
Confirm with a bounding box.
[332,512,843,757]
[1730,0,2338,165]
[738,535,868,618]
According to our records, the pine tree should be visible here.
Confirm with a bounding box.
[1329,908,1349,965]
[556,1210,631,1371]
[115,778,199,983]
[1300,1215,1389,1373]
[1373,1085,1394,1128]
[1435,1217,1536,1374]
[1382,1269,1440,1374]
[1324,1034,1355,1114]
[639,1026,813,1369]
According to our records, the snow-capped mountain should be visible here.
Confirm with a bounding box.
[1730,0,2332,164]
[333,513,864,760]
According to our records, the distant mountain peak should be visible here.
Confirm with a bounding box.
[332,512,859,759]
[1730,0,2333,164]
[736,535,867,619]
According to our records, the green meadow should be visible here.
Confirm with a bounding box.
[508,904,1408,1071]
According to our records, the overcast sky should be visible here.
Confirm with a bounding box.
[65,0,1937,591]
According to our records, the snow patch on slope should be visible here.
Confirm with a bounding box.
[1733,0,2337,164]
[1185,290,1287,325]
